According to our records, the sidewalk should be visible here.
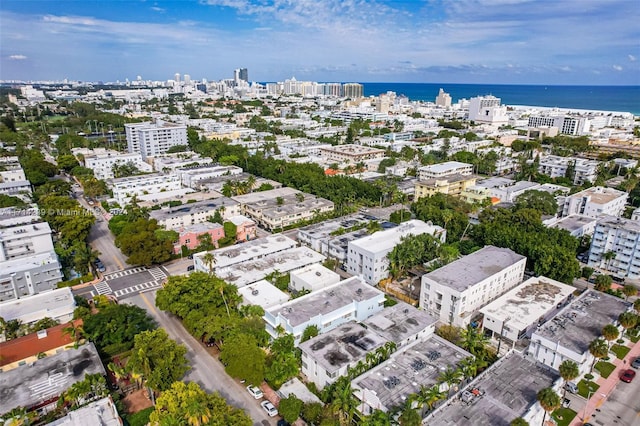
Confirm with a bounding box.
[569,336,640,426]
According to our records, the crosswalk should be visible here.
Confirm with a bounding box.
[103,267,146,280]
[91,266,168,300]
[94,281,112,295]
[113,280,163,298]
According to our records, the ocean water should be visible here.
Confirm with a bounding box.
[362,83,640,116]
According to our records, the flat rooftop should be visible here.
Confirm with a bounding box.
[216,246,325,287]
[268,277,384,328]
[363,302,437,344]
[534,290,631,354]
[570,186,627,204]
[426,351,558,426]
[420,161,472,174]
[298,214,372,240]
[480,276,576,332]
[349,220,444,253]
[595,214,640,232]
[290,263,340,286]
[320,144,384,155]
[300,321,387,373]
[0,342,106,413]
[0,221,52,240]
[353,335,471,412]
[45,396,121,426]
[423,246,525,292]
[552,215,597,233]
[278,378,322,404]
[476,177,515,189]
[238,280,289,309]
[231,187,300,205]
[149,197,238,221]
[0,287,74,323]
[194,235,297,270]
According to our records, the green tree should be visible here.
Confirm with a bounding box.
[514,190,558,216]
[588,338,609,373]
[301,324,320,342]
[0,194,26,208]
[459,325,490,359]
[594,274,613,292]
[149,381,251,426]
[279,395,304,423]
[127,329,190,393]
[618,311,638,333]
[362,409,392,426]
[265,334,299,389]
[330,376,357,426]
[511,418,529,426]
[602,324,619,348]
[28,317,59,333]
[219,333,265,385]
[622,285,637,300]
[56,154,80,172]
[302,402,324,425]
[558,360,579,399]
[398,404,421,426]
[115,218,173,266]
[536,388,560,426]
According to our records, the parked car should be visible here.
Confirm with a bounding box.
[631,357,640,369]
[562,398,571,408]
[620,369,636,383]
[260,400,278,417]
[565,381,578,394]
[246,385,263,400]
[187,265,195,272]
[94,259,106,272]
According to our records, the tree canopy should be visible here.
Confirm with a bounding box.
[219,332,266,386]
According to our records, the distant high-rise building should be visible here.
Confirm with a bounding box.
[183,74,191,84]
[239,68,248,82]
[435,88,452,108]
[174,73,180,83]
[342,83,363,99]
[467,95,508,125]
[125,120,188,160]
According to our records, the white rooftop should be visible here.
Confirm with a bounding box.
[290,264,341,289]
[420,161,472,174]
[231,187,300,205]
[349,220,445,253]
[238,280,289,309]
[480,276,575,332]
[45,397,121,426]
[0,287,75,324]
[226,214,255,226]
[194,235,297,269]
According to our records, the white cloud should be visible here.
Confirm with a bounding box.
[151,6,165,12]
[612,65,623,71]
[8,54,27,60]
[629,54,637,62]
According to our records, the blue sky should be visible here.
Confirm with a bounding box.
[1,0,639,85]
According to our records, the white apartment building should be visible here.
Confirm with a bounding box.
[474,177,541,203]
[289,264,341,293]
[587,215,640,278]
[527,115,591,136]
[83,150,152,180]
[562,186,627,219]
[537,155,599,185]
[0,287,75,328]
[0,157,31,199]
[300,322,388,389]
[528,290,630,374]
[150,152,211,172]
[0,206,40,228]
[125,119,188,160]
[420,246,526,327]
[149,197,239,230]
[0,250,66,302]
[418,161,473,180]
[176,164,243,188]
[0,222,55,262]
[319,144,385,164]
[363,302,437,348]
[109,173,182,206]
[263,277,386,342]
[467,95,509,125]
[347,220,446,285]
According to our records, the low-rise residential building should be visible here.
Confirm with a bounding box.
[150,152,211,172]
[238,280,289,309]
[363,302,437,347]
[0,287,75,329]
[109,173,182,206]
[480,277,575,347]
[0,157,31,200]
[474,178,542,203]
[0,206,40,228]
[587,215,640,278]
[226,215,257,242]
[414,174,478,199]
[44,396,122,426]
[297,214,373,254]
[176,164,243,188]
[353,335,471,415]
[0,222,56,262]
[0,252,65,302]
[561,186,627,219]
[319,144,385,164]
[150,197,240,230]
[347,220,446,285]
[0,320,82,371]
[264,277,385,342]
[538,155,599,185]
[300,322,388,389]
[125,120,188,159]
[83,150,152,180]
[418,161,473,180]
[549,215,597,237]
[0,342,106,415]
[420,246,526,327]
[191,172,282,194]
[527,290,631,374]
[193,235,297,272]
[289,264,341,293]
[0,180,32,199]
[173,222,225,253]
[424,352,559,426]
[215,246,325,288]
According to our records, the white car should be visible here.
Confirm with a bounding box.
[246,385,263,399]
[260,400,278,417]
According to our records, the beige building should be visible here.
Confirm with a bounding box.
[320,144,385,164]
[415,174,477,199]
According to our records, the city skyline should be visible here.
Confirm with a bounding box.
[1,0,639,85]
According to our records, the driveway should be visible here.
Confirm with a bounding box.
[124,291,277,426]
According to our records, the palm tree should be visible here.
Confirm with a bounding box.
[412,384,446,412]
[622,285,637,301]
[588,338,609,373]
[459,356,480,379]
[602,324,619,348]
[634,299,640,314]
[459,325,490,358]
[618,312,638,334]
[558,360,579,399]
[511,417,529,426]
[62,321,84,349]
[438,367,463,394]
[107,362,127,387]
[398,403,421,426]
[536,387,560,426]
[330,377,357,426]
[185,399,211,426]
[602,250,616,271]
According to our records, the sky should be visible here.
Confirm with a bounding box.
[1,0,639,85]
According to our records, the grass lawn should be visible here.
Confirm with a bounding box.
[611,344,631,359]
[628,330,640,343]
[552,408,577,426]
[595,361,616,378]
[577,380,600,399]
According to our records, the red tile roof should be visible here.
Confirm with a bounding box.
[0,319,82,367]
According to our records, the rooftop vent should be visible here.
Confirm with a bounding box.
[252,289,259,296]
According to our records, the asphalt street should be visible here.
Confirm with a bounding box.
[586,366,640,426]
[124,291,277,426]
